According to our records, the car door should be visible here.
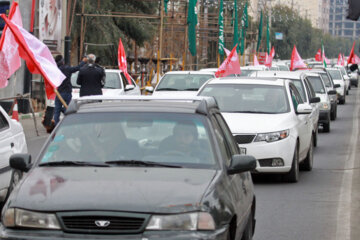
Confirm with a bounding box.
[210,113,250,230]
[0,110,14,189]
[304,78,319,130]
[289,85,312,160]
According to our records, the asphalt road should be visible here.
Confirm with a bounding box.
[21,88,360,240]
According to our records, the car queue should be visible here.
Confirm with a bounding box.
[0,62,356,240]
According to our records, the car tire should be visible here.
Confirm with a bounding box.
[300,137,313,171]
[330,107,336,121]
[339,96,345,105]
[241,210,254,240]
[283,144,299,183]
[313,128,318,147]
[323,120,330,133]
[346,89,349,95]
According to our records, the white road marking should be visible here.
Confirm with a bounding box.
[336,87,360,240]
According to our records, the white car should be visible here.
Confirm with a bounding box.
[149,71,215,97]
[240,65,269,77]
[199,78,314,182]
[253,71,321,143]
[71,69,141,99]
[334,65,350,95]
[326,68,346,104]
[306,73,335,132]
[0,106,27,202]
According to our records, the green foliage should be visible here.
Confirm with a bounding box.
[269,5,355,59]
[71,0,157,65]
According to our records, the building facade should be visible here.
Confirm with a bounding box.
[329,0,360,39]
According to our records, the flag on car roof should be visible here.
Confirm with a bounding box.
[290,45,307,71]
[215,44,241,77]
[265,46,275,67]
[254,54,260,66]
[315,49,322,62]
[337,53,344,66]
[1,14,65,99]
[347,41,356,64]
[117,38,132,84]
[0,2,22,88]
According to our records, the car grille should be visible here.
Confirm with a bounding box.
[234,134,256,144]
[60,213,147,234]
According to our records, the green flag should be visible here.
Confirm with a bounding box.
[240,2,248,55]
[266,16,270,54]
[187,0,198,56]
[322,41,327,67]
[164,0,169,14]
[256,11,263,52]
[218,0,224,56]
[233,0,239,52]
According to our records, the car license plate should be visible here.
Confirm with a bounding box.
[239,147,246,155]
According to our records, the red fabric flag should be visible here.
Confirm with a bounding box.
[254,54,260,66]
[224,47,231,56]
[0,2,22,88]
[1,15,65,99]
[348,41,356,64]
[215,45,241,77]
[290,45,307,71]
[315,49,322,61]
[117,38,132,85]
[264,47,275,67]
[337,53,343,66]
[270,46,275,59]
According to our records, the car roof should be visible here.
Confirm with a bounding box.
[205,77,287,86]
[254,71,303,80]
[163,71,215,76]
[241,66,268,70]
[65,96,219,116]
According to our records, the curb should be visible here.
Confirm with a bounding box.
[19,112,44,120]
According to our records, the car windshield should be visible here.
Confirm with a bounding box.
[328,69,342,80]
[156,74,213,91]
[290,79,306,102]
[307,76,326,94]
[339,67,347,75]
[39,113,216,169]
[319,73,332,87]
[240,70,256,76]
[71,72,122,89]
[278,65,289,71]
[200,84,290,114]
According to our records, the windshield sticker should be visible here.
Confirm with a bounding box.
[53,135,65,143]
[41,152,53,163]
[48,145,59,152]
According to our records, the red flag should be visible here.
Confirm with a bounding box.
[290,45,307,71]
[337,53,343,66]
[117,38,132,84]
[254,54,260,66]
[0,2,22,88]
[215,45,241,77]
[224,47,231,57]
[1,15,65,99]
[348,41,356,64]
[270,46,275,59]
[315,49,322,61]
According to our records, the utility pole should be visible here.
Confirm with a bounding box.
[156,0,164,84]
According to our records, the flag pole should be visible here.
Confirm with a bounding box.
[157,0,164,83]
[54,89,68,109]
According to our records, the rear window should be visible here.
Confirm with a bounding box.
[71,72,122,89]
[328,69,342,80]
[319,73,331,87]
[307,76,326,94]
[156,74,213,91]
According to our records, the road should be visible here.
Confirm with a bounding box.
[21,88,360,240]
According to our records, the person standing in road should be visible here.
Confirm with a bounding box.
[53,55,87,126]
[77,54,106,97]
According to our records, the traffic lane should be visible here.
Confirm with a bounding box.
[253,88,359,240]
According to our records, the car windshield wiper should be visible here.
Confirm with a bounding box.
[39,161,109,167]
[105,160,182,168]
[156,88,179,91]
[183,88,199,91]
[224,110,277,114]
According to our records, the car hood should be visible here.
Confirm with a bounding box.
[315,93,329,104]
[11,167,217,213]
[222,112,293,134]
[152,91,198,97]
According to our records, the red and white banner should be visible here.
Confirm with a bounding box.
[290,45,307,71]
[0,2,22,88]
[215,45,241,77]
[1,14,65,99]
[117,38,132,84]
[254,54,259,66]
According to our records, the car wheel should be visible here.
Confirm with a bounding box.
[339,97,345,105]
[330,107,336,121]
[241,210,254,240]
[300,136,313,171]
[313,128,318,147]
[323,120,330,133]
[283,144,299,183]
[346,89,349,95]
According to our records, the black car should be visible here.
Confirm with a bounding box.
[2,96,256,240]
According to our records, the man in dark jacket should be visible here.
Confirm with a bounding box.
[77,54,106,97]
[53,55,87,125]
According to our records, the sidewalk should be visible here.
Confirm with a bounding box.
[19,112,48,140]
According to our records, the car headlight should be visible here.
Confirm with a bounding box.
[146,212,215,231]
[3,208,60,229]
[254,130,289,143]
[320,102,329,110]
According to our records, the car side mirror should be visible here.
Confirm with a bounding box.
[309,97,320,103]
[328,90,337,95]
[125,85,135,91]
[297,103,312,114]
[9,154,32,172]
[145,86,154,93]
[227,155,256,175]
[334,84,341,88]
